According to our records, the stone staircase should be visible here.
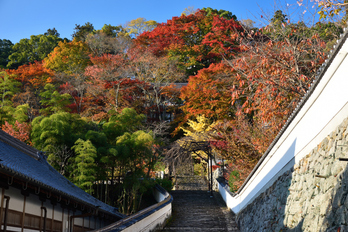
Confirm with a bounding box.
[173,175,208,191]
[160,175,239,232]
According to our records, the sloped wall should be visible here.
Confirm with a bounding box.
[237,118,348,231]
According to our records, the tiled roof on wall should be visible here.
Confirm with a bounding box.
[237,27,348,194]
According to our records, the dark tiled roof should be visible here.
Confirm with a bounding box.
[172,83,188,89]
[0,129,125,219]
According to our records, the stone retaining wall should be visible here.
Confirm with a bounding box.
[237,118,348,231]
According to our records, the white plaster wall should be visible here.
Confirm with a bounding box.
[97,187,171,231]
[6,187,24,212]
[153,189,167,202]
[74,210,83,226]
[42,202,53,219]
[123,204,172,232]
[25,194,41,216]
[54,204,63,220]
[220,38,348,214]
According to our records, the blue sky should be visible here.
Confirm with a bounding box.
[0,0,318,44]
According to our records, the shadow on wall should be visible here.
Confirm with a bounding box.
[237,124,348,231]
[236,139,297,231]
[321,162,348,231]
[284,136,348,231]
[286,162,348,232]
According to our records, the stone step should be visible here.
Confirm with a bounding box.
[159,175,239,231]
[160,190,239,232]
[173,175,208,191]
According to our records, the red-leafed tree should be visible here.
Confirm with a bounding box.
[134,9,243,77]
[6,61,55,89]
[85,54,143,118]
[129,50,185,121]
[204,22,328,190]
[229,31,327,144]
[180,62,235,122]
[2,121,32,145]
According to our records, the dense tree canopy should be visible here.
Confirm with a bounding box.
[124,17,157,38]
[72,22,95,42]
[134,9,243,77]
[0,5,337,199]
[44,40,92,74]
[0,39,13,69]
[7,34,63,69]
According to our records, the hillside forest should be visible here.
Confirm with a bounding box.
[0,4,346,214]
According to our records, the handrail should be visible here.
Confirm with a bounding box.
[93,184,173,232]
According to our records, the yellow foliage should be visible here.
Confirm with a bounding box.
[180,115,218,161]
[125,17,157,37]
[181,115,216,139]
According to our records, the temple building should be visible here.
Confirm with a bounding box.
[0,129,125,232]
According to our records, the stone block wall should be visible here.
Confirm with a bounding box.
[237,118,348,231]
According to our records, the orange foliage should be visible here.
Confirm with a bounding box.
[180,62,234,121]
[134,10,243,76]
[2,121,32,145]
[231,35,327,136]
[7,61,55,88]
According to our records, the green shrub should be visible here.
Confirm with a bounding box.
[155,178,173,192]
[228,170,240,192]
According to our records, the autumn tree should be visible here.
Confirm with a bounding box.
[1,102,32,145]
[86,30,132,56]
[180,62,235,122]
[124,18,157,38]
[6,61,54,125]
[84,53,149,118]
[204,14,329,189]
[0,71,32,145]
[179,115,217,162]
[297,0,348,19]
[181,6,197,16]
[2,120,31,144]
[44,40,92,74]
[134,9,243,77]
[130,50,185,121]
[7,61,55,88]
[177,8,329,190]
[228,24,327,140]
[240,19,256,29]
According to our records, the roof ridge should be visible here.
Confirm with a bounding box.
[0,129,40,160]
